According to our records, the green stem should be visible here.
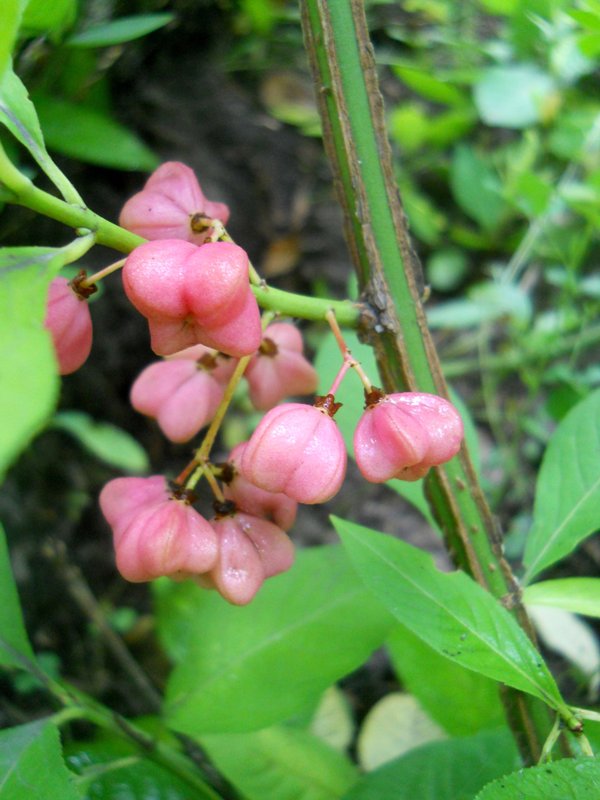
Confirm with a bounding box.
[251,283,359,325]
[300,0,560,763]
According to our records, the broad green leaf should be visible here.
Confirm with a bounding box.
[0,0,25,79]
[393,66,467,107]
[0,522,33,668]
[33,93,159,171]
[524,579,600,618]
[52,411,149,474]
[67,13,175,48]
[474,64,556,129]
[0,69,81,202]
[334,518,567,712]
[474,757,600,800]
[426,281,531,329]
[523,389,600,582]
[0,719,80,800]
[21,0,76,38]
[310,687,354,753]
[343,729,519,800]
[450,145,507,230]
[200,726,358,800]
[356,693,445,770]
[387,623,505,736]
[65,733,192,800]
[0,247,62,480]
[160,545,394,734]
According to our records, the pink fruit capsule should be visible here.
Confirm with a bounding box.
[244,322,318,410]
[222,442,298,530]
[207,510,294,605]
[241,396,347,504]
[122,239,261,357]
[130,357,225,443]
[44,276,92,375]
[354,390,464,483]
[119,161,230,245]
[100,476,218,582]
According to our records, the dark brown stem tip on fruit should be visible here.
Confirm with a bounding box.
[314,393,343,417]
[197,352,218,371]
[259,337,279,357]
[189,213,213,233]
[169,483,198,504]
[212,499,237,518]
[70,269,98,300]
[213,461,236,485]
[363,386,386,409]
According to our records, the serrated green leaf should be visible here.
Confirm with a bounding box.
[67,13,175,48]
[0,68,81,201]
[52,411,149,474]
[387,623,505,736]
[334,517,567,713]
[343,729,519,800]
[523,579,600,618]
[474,757,600,800]
[0,247,62,480]
[0,522,33,669]
[160,545,394,734]
[474,64,555,129]
[523,389,600,582]
[33,93,159,171]
[0,719,80,800]
[200,726,358,800]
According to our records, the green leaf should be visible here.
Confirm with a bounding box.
[426,281,531,329]
[52,411,149,474]
[65,733,192,800]
[386,623,505,736]
[334,517,567,712]
[474,64,555,129]
[523,389,600,582]
[343,729,519,800]
[21,0,76,38]
[523,579,600,618]
[0,69,81,201]
[200,726,358,800]
[0,522,34,668]
[393,65,467,107]
[474,757,600,800]
[33,93,159,171]
[160,545,394,734]
[0,0,25,79]
[0,719,81,800]
[67,13,175,48]
[450,145,507,230]
[0,247,61,481]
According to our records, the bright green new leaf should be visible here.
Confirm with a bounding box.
[343,729,518,800]
[334,518,567,712]
[450,145,507,230]
[0,719,80,800]
[21,0,76,38]
[474,64,555,129]
[0,523,33,669]
[33,93,159,171]
[160,545,394,734]
[201,726,358,800]
[67,13,175,48]
[0,69,81,202]
[474,757,600,800]
[387,624,505,736]
[0,0,25,79]
[52,411,149,474]
[523,389,600,582]
[524,578,600,618]
[0,248,62,481]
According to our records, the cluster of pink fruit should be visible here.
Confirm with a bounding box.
[43,161,464,605]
